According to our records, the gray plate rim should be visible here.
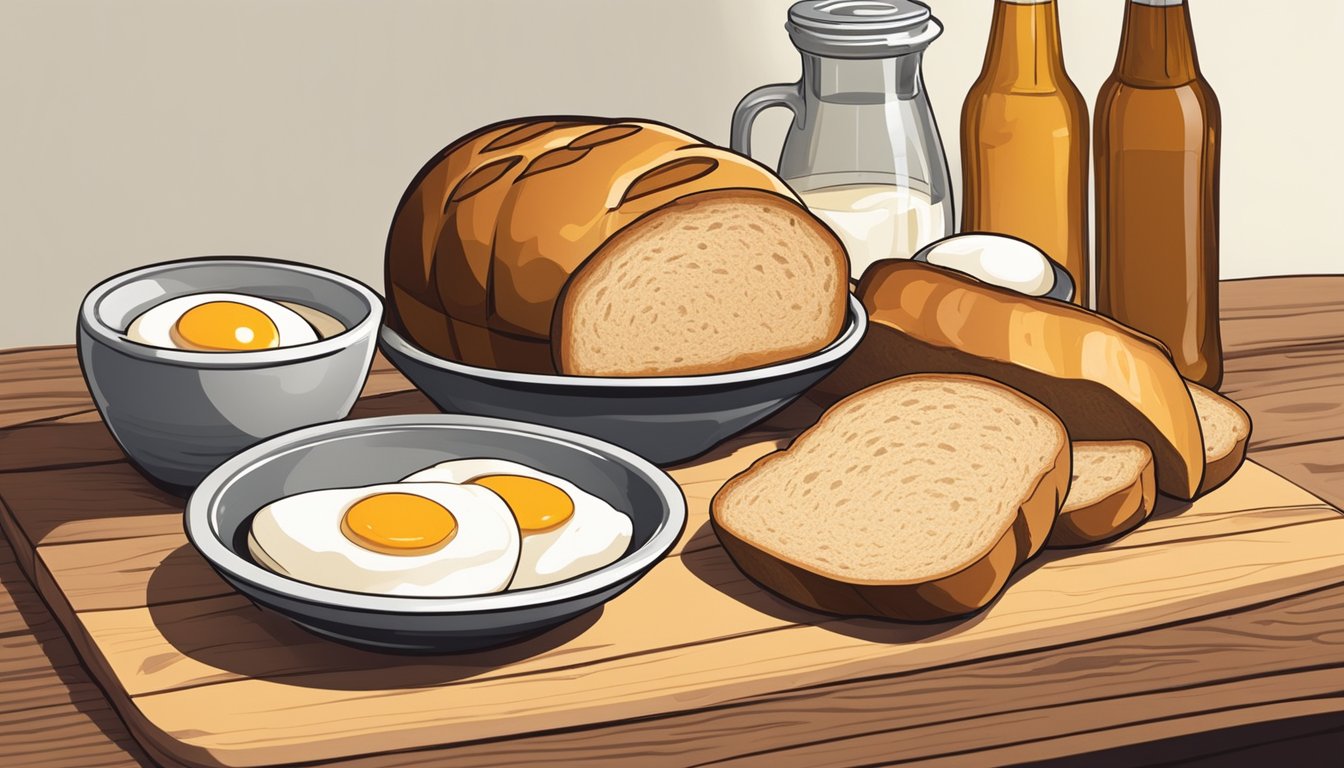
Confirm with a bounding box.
[184,414,688,615]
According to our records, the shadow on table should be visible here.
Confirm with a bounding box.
[146,544,604,692]
[679,520,1011,644]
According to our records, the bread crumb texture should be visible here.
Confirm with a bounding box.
[1064,441,1150,511]
[716,376,1065,583]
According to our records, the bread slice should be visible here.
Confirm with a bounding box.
[1050,386,1249,547]
[815,260,1206,499]
[555,191,847,376]
[711,374,1070,622]
[1189,381,1252,496]
[1052,441,1156,548]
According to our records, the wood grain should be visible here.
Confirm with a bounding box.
[0,532,151,768]
[0,277,1342,768]
[0,702,151,768]
[4,448,1343,768]
[1222,343,1344,451]
[1219,276,1344,357]
[1251,437,1344,512]
[0,346,94,429]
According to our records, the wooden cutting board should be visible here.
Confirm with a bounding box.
[0,380,1341,768]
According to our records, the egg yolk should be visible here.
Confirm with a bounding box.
[341,493,458,555]
[172,301,280,351]
[470,475,574,532]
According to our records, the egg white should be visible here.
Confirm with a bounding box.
[247,482,521,596]
[404,459,633,590]
[126,292,319,350]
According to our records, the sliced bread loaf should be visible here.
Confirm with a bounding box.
[1050,385,1249,547]
[814,260,1207,499]
[711,374,1070,622]
[1052,441,1156,548]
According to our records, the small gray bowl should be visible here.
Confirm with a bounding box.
[78,257,383,492]
[379,295,866,466]
[184,414,686,653]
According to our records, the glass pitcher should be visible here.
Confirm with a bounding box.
[731,0,955,280]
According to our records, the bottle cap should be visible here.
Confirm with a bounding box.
[787,0,943,59]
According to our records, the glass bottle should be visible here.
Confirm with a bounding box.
[1096,0,1222,387]
[961,0,1089,305]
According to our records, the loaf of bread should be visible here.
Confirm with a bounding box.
[815,260,1208,499]
[385,117,850,375]
[1053,441,1156,548]
[712,375,1069,622]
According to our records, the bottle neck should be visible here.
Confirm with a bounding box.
[802,51,925,102]
[1114,0,1201,86]
[979,0,1068,91]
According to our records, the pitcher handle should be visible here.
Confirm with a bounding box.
[730,83,804,159]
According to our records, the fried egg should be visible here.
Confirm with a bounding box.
[247,482,521,596]
[126,292,319,351]
[405,459,633,590]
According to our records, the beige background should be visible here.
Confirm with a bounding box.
[1,0,1340,348]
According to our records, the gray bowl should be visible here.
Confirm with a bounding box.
[184,414,687,653]
[78,257,383,492]
[379,295,866,465]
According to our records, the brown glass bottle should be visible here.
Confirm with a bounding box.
[1096,0,1222,387]
[961,0,1089,304]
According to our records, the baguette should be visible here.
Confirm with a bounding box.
[712,374,1070,622]
[816,260,1206,499]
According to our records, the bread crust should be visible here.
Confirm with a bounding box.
[1050,440,1157,548]
[385,118,560,358]
[711,374,1071,622]
[386,116,845,375]
[817,260,1206,499]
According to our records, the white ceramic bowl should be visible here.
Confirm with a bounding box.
[78,257,383,492]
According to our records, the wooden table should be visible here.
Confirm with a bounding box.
[1,276,1342,767]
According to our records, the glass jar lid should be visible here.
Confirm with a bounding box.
[786,0,943,59]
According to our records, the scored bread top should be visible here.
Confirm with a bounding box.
[713,375,1068,585]
[385,117,842,374]
[385,118,593,350]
